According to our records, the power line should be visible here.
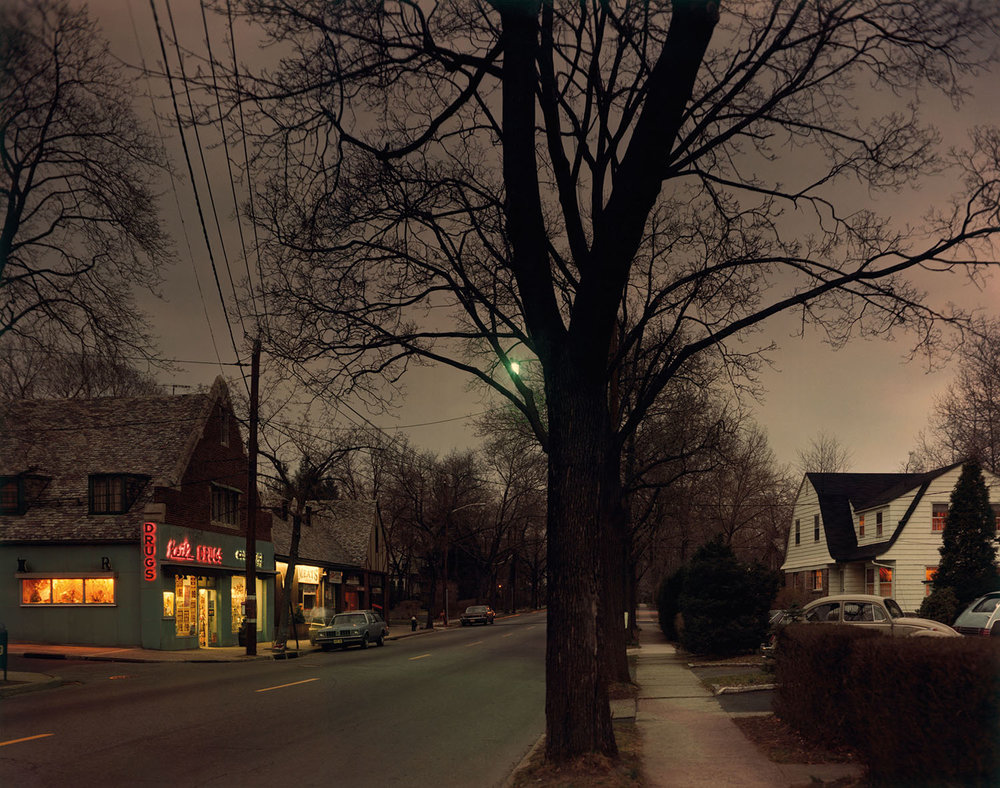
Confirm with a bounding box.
[149,0,248,396]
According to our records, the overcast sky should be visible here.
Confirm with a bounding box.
[85,0,1000,474]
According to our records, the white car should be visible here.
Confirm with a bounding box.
[952,592,1000,636]
[801,594,959,637]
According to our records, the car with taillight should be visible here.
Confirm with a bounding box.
[952,592,1000,637]
[314,610,389,650]
[460,604,495,626]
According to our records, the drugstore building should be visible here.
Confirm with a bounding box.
[0,378,275,649]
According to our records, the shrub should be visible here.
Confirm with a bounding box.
[846,637,1000,784]
[917,586,960,624]
[678,538,780,656]
[656,566,687,641]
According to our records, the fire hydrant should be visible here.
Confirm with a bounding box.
[410,615,418,632]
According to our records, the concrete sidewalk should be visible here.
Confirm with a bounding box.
[632,609,862,787]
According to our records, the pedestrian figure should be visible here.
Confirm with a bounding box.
[410,615,418,632]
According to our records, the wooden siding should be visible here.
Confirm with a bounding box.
[781,477,834,572]
[881,466,1000,611]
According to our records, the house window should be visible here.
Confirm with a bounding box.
[859,514,865,537]
[813,514,820,542]
[932,503,948,531]
[795,519,800,545]
[211,484,240,526]
[876,511,883,537]
[89,474,146,515]
[992,504,1000,533]
[1,476,23,514]
[20,576,116,605]
[924,567,938,596]
[811,570,823,592]
[867,566,893,596]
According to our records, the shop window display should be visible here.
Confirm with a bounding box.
[21,576,115,605]
[175,575,197,636]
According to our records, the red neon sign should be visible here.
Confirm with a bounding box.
[142,522,158,581]
[165,537,223,566]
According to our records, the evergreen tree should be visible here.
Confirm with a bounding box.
[933,462,1000,609]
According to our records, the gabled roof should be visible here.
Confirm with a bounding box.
[0,377,233,542]
[271,499,377,570]
[806,463,961,561]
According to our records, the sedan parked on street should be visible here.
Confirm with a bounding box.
[801,594,959,637]
[460,604,495,625]
[953,592,1000,636]
[314,610,389,650]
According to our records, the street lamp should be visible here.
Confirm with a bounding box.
[443,501,488,627]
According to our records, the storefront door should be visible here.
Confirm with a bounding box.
[198,588,218,647]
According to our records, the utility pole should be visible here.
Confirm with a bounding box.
[244,338,261,655]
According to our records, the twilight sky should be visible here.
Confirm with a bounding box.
[84,0,1000,474]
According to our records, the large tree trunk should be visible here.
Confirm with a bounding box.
[274,511,303,649]
[544,372,617,761]
[598,447,631,686]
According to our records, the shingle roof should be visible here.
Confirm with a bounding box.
[271,500,376,569]
[806,463,960,560]
[0,378,228,542]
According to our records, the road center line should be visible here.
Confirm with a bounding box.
[0,734,54,748]
[255,678,319,693]
[465,641,483,647]
[502,633,514,638]
[409,653,432,661]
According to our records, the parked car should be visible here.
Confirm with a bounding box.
[800,594,959,637]
[460,604,495,626]
[314,610,389,650]
[307,607,335,644]
[952,591,1000,636]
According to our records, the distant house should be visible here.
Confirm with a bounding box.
[270,500,388,621]
[0,377,275,649]
[781,463,1000,611]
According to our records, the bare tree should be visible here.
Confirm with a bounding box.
[1,0,172,363]
[212,0,1000,762]
[912,321,1000,474]
[796,431,855,474]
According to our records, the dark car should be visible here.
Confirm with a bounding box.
[460,604,495,626]
[953,592,1000,636]
[314,610,389,650]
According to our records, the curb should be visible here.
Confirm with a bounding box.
[0,675,63,699]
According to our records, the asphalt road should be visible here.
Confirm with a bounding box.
[0,611,547,787]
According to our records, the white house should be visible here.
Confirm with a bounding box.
[781,463,1000,612]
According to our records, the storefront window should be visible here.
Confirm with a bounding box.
[175,575,197,637]
[163,591,176,617]
[21,576,115,605]
[22,578,52,604]
[231,575,246,633]
[85,578,115,604]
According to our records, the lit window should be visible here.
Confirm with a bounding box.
[21,576,115,605]
[859,514,865,537]
[925,567,938,596]
[811,570,823,591]
[932,504,948,532]
[211,485,240,526]
[878,567,893,597]
[876,511,883,537]
[175,575,197,637]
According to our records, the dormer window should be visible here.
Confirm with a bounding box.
[1,476,24,515]
[89,474,147,515]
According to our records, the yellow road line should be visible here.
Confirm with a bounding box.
[502,633,514,638]
[255,678,319,693]
[0,734,54,748]
[409,653,432,661]
[465,641,483,647]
